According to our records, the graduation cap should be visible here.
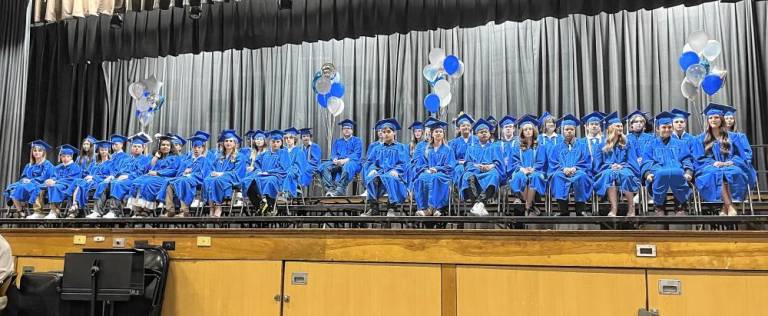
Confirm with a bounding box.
[499,115,517,128]
[268,130,285,141]
[581,111,605,125]
[193,130,211,141]
[703,103,735,117]
[654,111,676,126]
[110,134,128,144]
[94,140,114,150]
[170,134,186,146]
[408,121,424,130]
[254,130,267,139]
[187,135,207,147]
[245,130,258,139]
[538,111,554,123]
[84,135,98,144]
[424,117,439,129]
[671,109,691,121]
[338,119,356,129]
[516,115,540,128]
[426,119,448,130]
[623,110,648,122]
[299,128,313,136]
[603,112,622,127]
[29,140,52,151]
[486,115,498,125]
[157,134,174,143]
[472,119,493,133]
[375,118,402,131]
[219,130,242,144]
[129,135,149,146]
[557,114,580,128]
[284,127,300,136]
[455,113,475,127]
[58,144,79,156]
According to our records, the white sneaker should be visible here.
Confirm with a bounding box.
[386,210,396,217]
[512,198,522,204]
[633,195,640,204]
[44,212,59,219]
[470,202,488,216]
[26,212,44,219]
[103,211,117,219]
[432,210,442,216]
[415,210,428,216]
[190,199,201,208]
[358,190,368,197]
[85,212,102,219]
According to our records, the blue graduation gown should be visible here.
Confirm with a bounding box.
[282,147,310,197]
[301,143,322,186]
[321,136,363,187]
[692,132,749,202]
[5,160,55,204]
[549,139,593,202]
[592,142,640,197]
[204,152,247,204]
[732,132,757,187]
[39,162,82,204]
[242,149,290,199]
[365,142,408,204]
[628,132,655,168]
[73,159,114,207]
[641,137,693,205]
[495,138,518,182]
[103,154,151,200]
[413,143,456,210]
[537,133,564,175]
[159,154,212,207]
[506,144,547,195]
[448,135,478,184]
[363,141,382,184]
[583,136,603,175]
[131,155,181,202]
[459,141,503,200]
[408,140,430,186]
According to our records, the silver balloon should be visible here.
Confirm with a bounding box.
[685,64,707,85]
[129,82,146,100]
[327,97,344,116]
[439,93,452,108]
[680,79,698,101]
[141,75,163,95]
[321,63,336,79]
[687,31,710,53]
[422,64,439,82]
[428,48,446,67]
[433,79,451,98]
[316,77,332,95]
[701,40,722,61]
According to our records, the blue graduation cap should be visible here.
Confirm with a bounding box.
[424,117,439,129]
[426,119,448,130]
[654,111,676,126]
[219,130,242,144]
[193,130,211,141]
[284,128,300,137]
[245,130,258,139]
[557,114,580,128]
[375,118,402,131]
[338,119,356,129]
[170,134,186,146]
[110,134,128,144]
[408,121,424,130]
[671,109,691,121]
[93,140,114,150]
[516,115,540,128]
[187,135,207,147]
[129,135,148,146]
[623,110,648,122]
[539,111,554,123]
[487,115,498,124]
[254,130,267,139]
[58,144,78,156]
[299,128,313,136]
[84,135,98,144]
[455,113,475,127]
[703,103,735,117]
[499,115,517,128]
[603,112,622,127]
[472,119,493,133]
[581,112,605,125]
[29,140,52,151]
[268,130,285,141]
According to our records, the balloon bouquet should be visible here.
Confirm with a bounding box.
[422,48,465,114]
[129,75,166,132]
[313,63,346,117]
[679,31,727,99]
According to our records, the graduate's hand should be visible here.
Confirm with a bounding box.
[725,161,734,166]
[713,161,724,168]
[684,173,692,181]
[259,172,268,175]
[184,168,192,175]
[85,175,93,181]
[246,166,255,172]
[148,170,158,176]
[611,163,623,170]
[367,170,377,177]
[117,175,129,180]
[646,174,654,182]
[45,179,56,186]
[389,170,399,177]
[21,178,31,184]
[154,152,162,159]
[428,167,438,173]
[637,157,643,164]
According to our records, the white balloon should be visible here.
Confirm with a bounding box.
[685,63,707,85]
[433,79,451,98]
[327,97,344,116]
[422,64,439,82]
[135,98,152,112]
[680,79,698,101]
[428,48,446,66]
[439,93,452,108]
[687,31,710,53]
[129,82,146,100]
[316,77,332,95]
[141,75,163,95]
[449,60,465,79]
[701,40,722,61]
[682,43,694,53]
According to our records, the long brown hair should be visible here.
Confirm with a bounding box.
[704,115,730,156]
[602,124,627,153]
[78,140,94,166]
[519,124,539,150]
[28,148,48,165]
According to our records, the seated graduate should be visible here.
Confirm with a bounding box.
[243,130,291,216]
[282,128,311,198]
[129,135,181,218]
[506,115,547,216]
[74,141,114,218]
[641,112,695,216]
[321,119,363,196]
[87,135,147,218]
[4,140,54,218]
[299,128,322,187]
[459,119,503,216]
[722,106,758,188]
[244,130,266,174]
[625,110,655,168]
[413,120,455,216]
[592,112,640,216]
[109,134,130,168]
[203,130,246,217]
[408,121,425,156]
[692,104,750,216]
[362,126,384,190]
[407,117,436,188]
[581,111,605,173]
[170,134,187,160]
[549,114,593,216]
[670,109,695,151]
[159,135,212,217]
[448,113,478,184]
[27,145,82,219]
[537,111,563,148]
[486,115,499,142]
[190,130,217,162]
[496,115,518,152]
[76,135,97,170]
[361,119,409,216]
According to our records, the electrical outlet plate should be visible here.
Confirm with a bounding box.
[73,235,86,245]
[113,237,126,248]
[93,236,106,242]
[197,236,211,247]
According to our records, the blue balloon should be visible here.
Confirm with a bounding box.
[443,55,460,75]
[424,94,441,112]
[701,74,724,96]
[317,93,329,108]
[330,83,345,98]
[678,51,700,72]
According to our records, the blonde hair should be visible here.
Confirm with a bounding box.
[29,147,47,164]
[602,124,627,153]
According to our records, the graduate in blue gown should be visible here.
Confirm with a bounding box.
[460,119,504,216]
[413,120,456,216]
[299,128,322,187]
[169,134,188,161]
[204,130,246,217]
[5,140,55,218]
[487,115,499,142]
[536,112,563,174]
[549,115,593,216]
[506,115,547,216]
[75,141,114,218]
[76,135,97,171]
[25,145,82,219]
[641,112,695,215]
[91,136,151,218]
[448,113,478,184]
[361,119,409,216]
[408,121,425,157]
[243,130,267,176]
[191,130,218,163]
[592,112,640,216]
[625,110,655,171]
[244,130,291,216]
[321,119,363,196]
[159,135,212,217]
[282,128,311,198]
[723,107,758,188]
[581,112,605,175]
[407,118,436,188]
[670,109,696,152]
[363,127,384,189]
[109,134,130,169]
[496,115,519,181]
[692,104,749,216]
[129,135,181,217]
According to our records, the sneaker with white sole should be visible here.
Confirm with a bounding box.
[190,199,200,208]
[386,209,396,217]
[26,212,45,219]
[85,212,102,219]
[415,209,428,216]
[432,210,442,216]
[44,212,59,219]
[470,202,488,216]
[103,211,117,219]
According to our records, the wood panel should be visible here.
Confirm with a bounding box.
[647,270,768,316]
[161,260,282,316]
[15,257,64,284]
[2,229,768,270]
[282,261,442,316]
[456,266,646,316]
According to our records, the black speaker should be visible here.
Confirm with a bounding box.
[279,0,292,10]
